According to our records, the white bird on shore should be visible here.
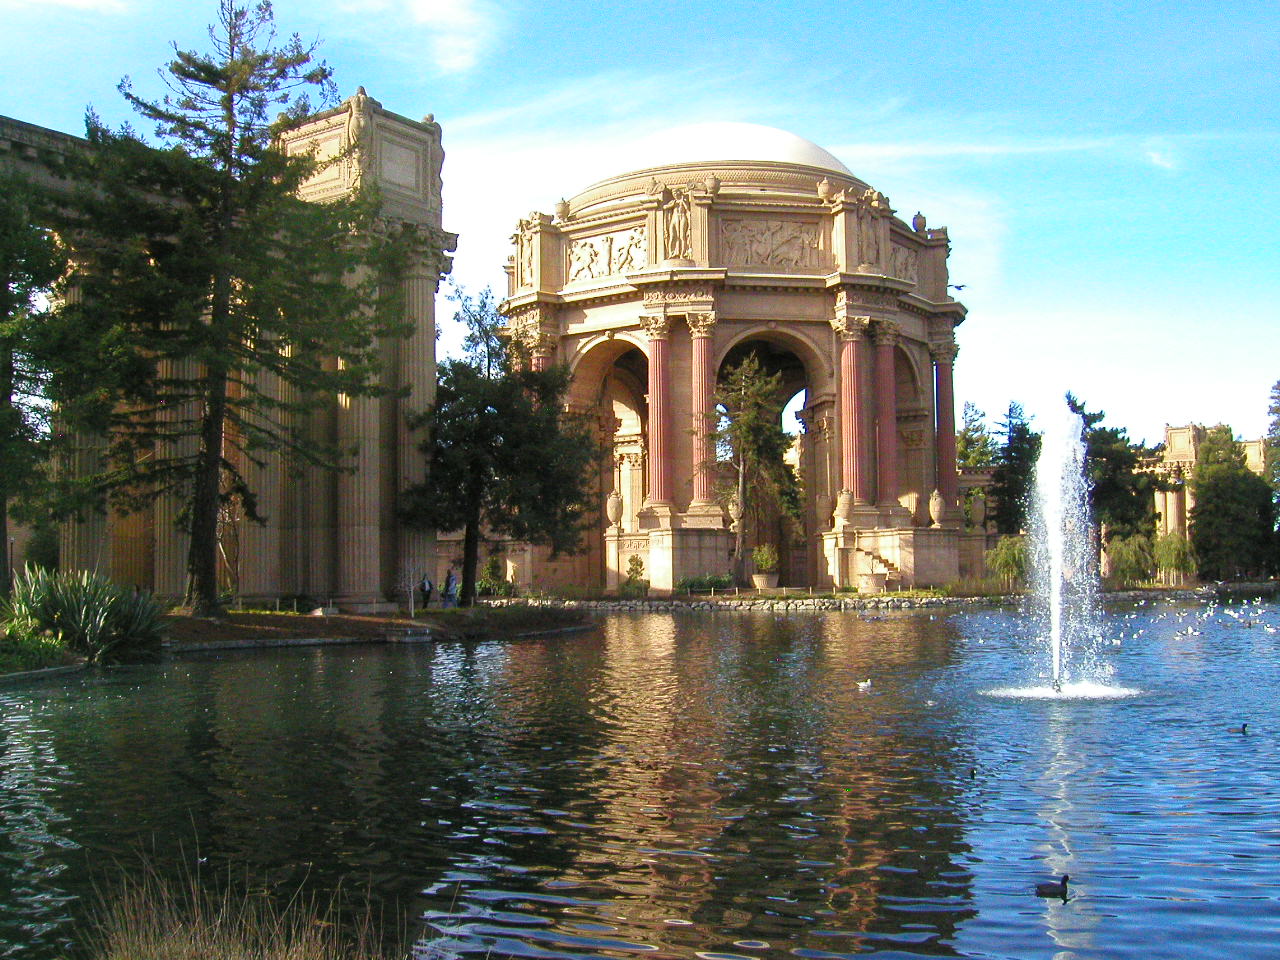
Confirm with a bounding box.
[856,678,872,691]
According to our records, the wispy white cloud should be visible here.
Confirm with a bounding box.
[0,0,129,10]
[330,0,503,74]
[1145,149,1177,170]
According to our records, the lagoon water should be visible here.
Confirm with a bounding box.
[2,600,1280,959]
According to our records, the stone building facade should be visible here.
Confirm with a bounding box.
[498,123,975,594]
[1,90,454,610]
[1146,424,1268,540]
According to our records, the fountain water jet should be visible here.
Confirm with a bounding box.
[989,402,1139,700]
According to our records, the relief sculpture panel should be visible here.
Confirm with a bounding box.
[719,218,826,271]
[889,244,919,284]
[567,227,647,282]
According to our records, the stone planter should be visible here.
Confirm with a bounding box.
[857,572,887,594]
[751,573,779,590]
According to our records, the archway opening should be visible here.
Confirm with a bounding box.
[715,337,815,585]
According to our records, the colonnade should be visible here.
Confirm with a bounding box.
[634,308,960,526]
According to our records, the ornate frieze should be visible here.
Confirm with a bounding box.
[641,284,716,306]
[719,217,826,270]
[566,226,647,282]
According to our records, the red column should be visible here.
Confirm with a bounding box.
[932,342,958,507]
[645,315,673,505]
[688,312,717,505]
[874,322,899,507]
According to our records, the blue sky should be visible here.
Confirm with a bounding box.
[3,0,1277,444]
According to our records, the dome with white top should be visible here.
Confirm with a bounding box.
[621,122,852,176]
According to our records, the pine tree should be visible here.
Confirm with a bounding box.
[956,401,998,469]
[1066,394,1160,541]
[52,1,417,615]
[988,402,1041,535]
[400,288,598,607]
[0,173,67,595]
[1265,380,1279,496]
[711,352,800,578]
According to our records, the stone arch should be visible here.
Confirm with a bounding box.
[893,342,933,525]
[714,323,833,388]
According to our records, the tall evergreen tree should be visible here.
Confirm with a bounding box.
[1066,394,1160,541]
[1190,425,1277,580]
[0,173,66,595]
[956,401,998,469]
[400,288,598,607]
[1266,379,1280,499]
[52,1,416,615]
[712,352,801,577]
[988,402,1041,535]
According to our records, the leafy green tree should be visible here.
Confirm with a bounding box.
[52,1,415,615]
[985,535,1027,591]
[1066,394,1161,541]
[712,352,800,577]
[1105,533,1154,588]
[1190,425,1277,580]
[988,402,1041,535]
[0,173,66,596]
[1153,531,1195,585]
[400,288,598,607]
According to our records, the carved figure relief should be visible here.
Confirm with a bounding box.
[566,227,647,282]
[512,220,536,288]
[889,244,919,284]
[664,188,693,261]
[720,218,825,270]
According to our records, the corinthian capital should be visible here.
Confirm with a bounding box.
[871,319,901,346]
[929,340,959,364]
[687,312,717,337]
[642,314,671,340]
[829,314,870,341]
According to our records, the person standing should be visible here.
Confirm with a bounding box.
[442,568,458,608]
[418,573,433,610]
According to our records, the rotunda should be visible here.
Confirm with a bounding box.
[500,123,972,593]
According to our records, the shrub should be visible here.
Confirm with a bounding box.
[1105,533,1154,588]
[476,555,515,597]
[0,631,72,674]
[1153,532,1196,583]
[985,536,1027,591]
[3,566,167,663]
[621,554,649,598]
[751,543,779,574]
[676,574,734,593]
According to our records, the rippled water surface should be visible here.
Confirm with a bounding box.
[3,599,1280,959]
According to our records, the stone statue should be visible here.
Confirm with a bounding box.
[664,188,692,261]
[346,86,374,186]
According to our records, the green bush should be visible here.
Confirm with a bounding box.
[751,543,779,574]
[1105,533,1154,588]
[476,555,516,597]
[676,574,734,593]
[985,536,1027,591]
[0,631,72,674]
[2,566,167,663]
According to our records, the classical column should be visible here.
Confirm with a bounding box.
[397,248,441,592]
[688,311,717,505]
[644,315,673,506]
[873,320,900,508]
[931,341,960,509]
[829,315,871,507]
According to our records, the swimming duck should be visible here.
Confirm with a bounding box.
[1035,874,1069,898]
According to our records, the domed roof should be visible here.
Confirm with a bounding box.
[620,122,852,176]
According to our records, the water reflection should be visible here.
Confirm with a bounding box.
[0,600,1278,958]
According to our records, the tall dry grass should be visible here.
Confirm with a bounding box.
[85,868,400,960]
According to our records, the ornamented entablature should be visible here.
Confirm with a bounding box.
[281,87,444,228]
[566,226,648,283]
[717,216,830,272]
